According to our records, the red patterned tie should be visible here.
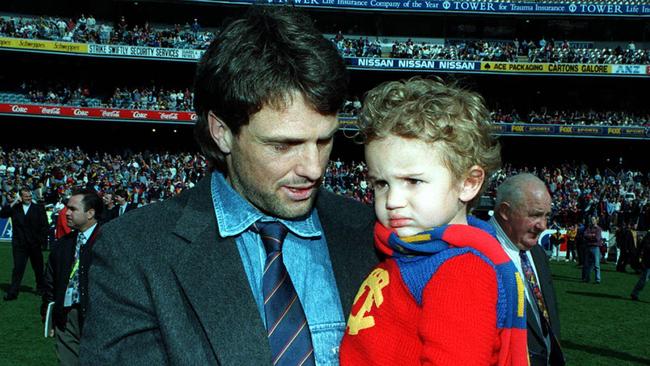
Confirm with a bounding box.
[252,221,315,366]
[519,250,550,335]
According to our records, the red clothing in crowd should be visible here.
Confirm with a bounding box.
[55,207,71,239]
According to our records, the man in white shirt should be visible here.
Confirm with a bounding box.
[490,173,565,366]
[42,188,103,365]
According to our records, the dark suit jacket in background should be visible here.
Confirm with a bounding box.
[0,202,48,248]
[80,177,378,365]
[98,206,118,225]
[42,226,101,332]
[1,202,49,295]
[528,244,565,366]
[113,203,136,217]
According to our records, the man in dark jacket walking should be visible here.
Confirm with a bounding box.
[631,232,650,301]
[1,188,48,300]
[616,222,636,272]
[42,188,102,365]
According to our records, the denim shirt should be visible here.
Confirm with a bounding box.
[211,172,346,365]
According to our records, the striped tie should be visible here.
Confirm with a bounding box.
[252,221,315,366]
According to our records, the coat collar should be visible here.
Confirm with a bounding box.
[527,245,560,347]
[170,176,272,364]
[168,178,374,362]
[314,189,375,317]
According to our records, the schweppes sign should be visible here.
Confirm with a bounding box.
[0,37,88,54]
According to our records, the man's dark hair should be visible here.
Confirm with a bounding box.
[193,5,348,172]
[114,189,127,199]
[72,188,103,219]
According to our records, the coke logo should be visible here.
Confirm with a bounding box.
[73,109,89,116]
[11,105,28,113]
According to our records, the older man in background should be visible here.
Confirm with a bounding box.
[490,173,565,366]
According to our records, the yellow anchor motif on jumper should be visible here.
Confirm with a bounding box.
[347,268,389,335]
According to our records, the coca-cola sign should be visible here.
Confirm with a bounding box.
[2,103,194,123]
[41,107,61,115]
[160,113,178,120]
[101,110,121,118]
[73,109,89,116]
[11,105,28,113]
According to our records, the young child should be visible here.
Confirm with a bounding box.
[340,78,528,366]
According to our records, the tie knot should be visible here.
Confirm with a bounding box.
[519,250,527,258]
[252,221,289,254]
[77,232,86,245]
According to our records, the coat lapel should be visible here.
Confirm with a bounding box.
[320,213,358,317]
[530,245,565,364]
[316,190,376,317]
[62,233,78,274]
[530,245,559,334]
[15,204,26,225]
[80,226,101,264]
[169,178,271,365]
[525,301,545,347]
[520,246,547,349]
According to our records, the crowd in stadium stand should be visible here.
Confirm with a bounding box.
[12,82,649,126]
[332,32,383,58]
[0,14,97,43]
[0,14,213,49]
[21,81,93,107]
[108,86,194,111]
[491,163,649,231]
[0,147,207,210]
[332,34,649,65]
[526,40,648,64]
[2,13,649,65]
[109,16,213,49]
[323,158,374,205]
[389,38,519,62]
[19,82,195,111]
[324,158,649,232]
[491,109,650,126]
[1,147,647,233]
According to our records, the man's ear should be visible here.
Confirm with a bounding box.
[86,208,95,221]
[459,165,485,203]
[208,111,233,154]
[496,202,511,222]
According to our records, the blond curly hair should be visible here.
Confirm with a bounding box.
[359,77,501,206]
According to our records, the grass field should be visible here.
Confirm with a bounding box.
[0,244,649,365]
[0,244,56,366]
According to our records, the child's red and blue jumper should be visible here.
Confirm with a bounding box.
[340,217,528,366]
